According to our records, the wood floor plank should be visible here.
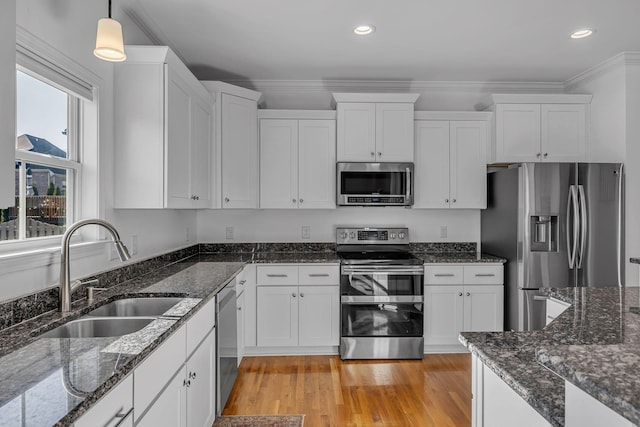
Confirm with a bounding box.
[223,354,471,427]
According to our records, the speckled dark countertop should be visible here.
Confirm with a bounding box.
[0,251,341,427]
[413,252,505,264]
[460,287,640,427]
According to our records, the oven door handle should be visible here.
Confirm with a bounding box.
[341,295,424,304]
[342,267,425,275]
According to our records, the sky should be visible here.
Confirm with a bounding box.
[16,71,68,154]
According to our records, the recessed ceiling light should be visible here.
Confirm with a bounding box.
[353,25,375,36]
[570,28,594,39]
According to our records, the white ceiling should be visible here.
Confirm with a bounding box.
[122,0,640,83]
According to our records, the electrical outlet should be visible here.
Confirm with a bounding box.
[301,226,311,239]
[130,235,138,255]
[226,226,234,240]
[440,226,448,239]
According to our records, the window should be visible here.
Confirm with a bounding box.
[0,71,80,242]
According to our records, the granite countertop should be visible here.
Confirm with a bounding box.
[460,287,640,427]
[413,251,506,263]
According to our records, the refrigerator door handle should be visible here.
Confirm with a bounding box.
[566,185,579,269]
[577,185,587,268]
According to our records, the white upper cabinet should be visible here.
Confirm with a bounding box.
[203,82,262,209]
[414,112,490,209]
[480,94,592,164]
[259,111,336,209]
[334,93,419,162]
[114,46,213,209]
[0,1,15,209]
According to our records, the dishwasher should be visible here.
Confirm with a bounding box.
[216,279,238,415]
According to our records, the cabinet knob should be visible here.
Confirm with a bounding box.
[378,152,382,157]
[445,199,449,203]
[371,152,375,157]
[543,153,548,158]
[452,199,456,203]
[458,292,463,297]
[224,197,230,203]
[196,196,200,200]
[292,198,297,203]
[466,292,471,296]
[299,198,303,203]
[300,293,304,297]
[238,306,242,311]
[239,280,246,285]
[536,153,542,158]
[292,293,297,297]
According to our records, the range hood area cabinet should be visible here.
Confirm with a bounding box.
[413,112,490,209]
[203,81,262,209]
[258,110,336,209]
[478,94,592,164]
[333,93,419,162]
[114,46,213,209]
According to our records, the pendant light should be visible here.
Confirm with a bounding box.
[94,0,126,62]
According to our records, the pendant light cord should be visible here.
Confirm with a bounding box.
[108,0,112,19]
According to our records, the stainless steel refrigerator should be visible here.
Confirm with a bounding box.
[481,163,624,331]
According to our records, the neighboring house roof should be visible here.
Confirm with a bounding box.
[16,134,67,158]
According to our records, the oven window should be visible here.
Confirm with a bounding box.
[340,171,406,195]
[341,303,423,337]
[342,274,423,296]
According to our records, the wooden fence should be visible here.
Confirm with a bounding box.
[0,218,66,240]
[0,196,66,240]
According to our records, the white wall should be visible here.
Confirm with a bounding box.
[197,209,480,244]
[0,1,197,302]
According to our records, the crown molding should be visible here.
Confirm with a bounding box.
[564,52,640,90]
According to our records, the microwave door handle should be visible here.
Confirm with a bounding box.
[406,167,411,201]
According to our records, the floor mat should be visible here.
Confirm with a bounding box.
[213,415,304,427]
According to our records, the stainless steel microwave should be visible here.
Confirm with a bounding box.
[336,162,414,206]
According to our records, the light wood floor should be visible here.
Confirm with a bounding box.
[222,354,471,427]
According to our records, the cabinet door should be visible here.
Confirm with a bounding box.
[413,121,450,208]
[221,93,258,208]
[495,104,541,163]
[0,1,15,208]
[186,329,216,427]
[541,104,587,162]
[337,103,376,161]
[166,69,193,208]
[375,103,414,162]
[462,285,503,332]
[136,367,187,427]
[259,119,298,208]
[450,121,487,209]
[298,285,340,346]
[237,290,245,365]
[424,285,464,346]
[256,286,299,347]
[190,97,212,207]
[298,120,336,209]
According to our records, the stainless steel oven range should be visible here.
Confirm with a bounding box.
[337,227,424,360]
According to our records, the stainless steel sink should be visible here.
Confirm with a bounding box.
[87,297,183,317]
[41,317,156,338]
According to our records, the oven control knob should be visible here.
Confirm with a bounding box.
[339,231,348,239]
[390,233,397,239]
[398,232,406,240]
[349,232,356,239]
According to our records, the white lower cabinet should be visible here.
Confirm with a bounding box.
[74,375,133,427]
[424,265,503,352]
[134,298,216,426]
[472,354,551,427]
[565,381,633,427]
[236,289,245,365]
[256,265,340,351]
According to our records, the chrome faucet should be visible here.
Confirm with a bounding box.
[59,219,131,312]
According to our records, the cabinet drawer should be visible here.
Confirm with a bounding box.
[299,265,339,286]
[424,266,464,285]
[133,324,186,421]
[75,375,133,427]
[464,265,503,285]
[257,265,298,285]
[186,297,216,357]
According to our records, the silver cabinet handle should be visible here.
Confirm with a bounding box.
[292,198,297,203]
[452,199,456,203]
[113,407,134,427]
[445,199,449,203]
[299,198,304,203]
[370,151,375,157]
[475,273,495,277]
[239,280,246,285]
[577,184,587,269]
[378,152,382,157]
[458,292,463,296]
[466,292,470,296]
[308,273,330,277]
[434,273,455,277]
[238,306,242,311]
[300,293,304,297]
[292,293,297,297]
[224,197,230,203]
[543,153,548,158]
[536,153,542,158]
[405,166,411,203]
[267,274,288,277]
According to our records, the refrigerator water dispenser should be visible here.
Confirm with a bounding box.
[530,215,557,252]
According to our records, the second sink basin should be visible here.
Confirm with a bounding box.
[41,317,155,338]
[87,297,184,317]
